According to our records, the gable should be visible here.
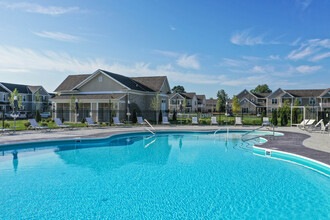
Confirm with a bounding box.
[281,92,293,98]
[268,88,285,99]
[79,72,127,92]
[170,93,184,100]
[159,78,171,94]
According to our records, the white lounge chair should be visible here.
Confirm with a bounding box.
[86,117,99,127]
[192,117,198,125]
[306,119,323,132]
[137,117,146,125]
[235,117,243,126]
[298,119,315,130]
[0,128,14,135]
[55,118,73,130]
[162,116,170,125]
[211,117,218,125]
[262,117,271,126]
[320,121,329,133]
[292,119,309,127]
[113,117,125,125]
[28,119,51,132]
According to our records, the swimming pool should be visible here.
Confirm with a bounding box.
[0,131,329,219]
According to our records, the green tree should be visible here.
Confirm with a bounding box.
[231,95,241,115]
[216,89,228,113]
[250,84,272,94]
[292,98,300,124]
[150,93,161,123]
[182,98,187,112]
[271,109,278,126]
[9,88,23,110]
[34,91,41,111]
[172,85,186,93]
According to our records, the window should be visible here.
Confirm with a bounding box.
[23,95,26,102]
[251,98,254,102]
[298,98,302,104]
[309,98,316,105]
[242,108,248,113]
[3,94,5,101]
[99,76,103,82]
[272,108,277,112]
[272,98,278,104]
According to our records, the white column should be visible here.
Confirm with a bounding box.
[96,103,99,122]
[54,102,57,119]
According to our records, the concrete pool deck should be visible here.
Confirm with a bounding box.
[0,125,329,164]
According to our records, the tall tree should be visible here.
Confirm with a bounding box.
[216,90,228,113]
[172,85,186,93]
[250,84,272,94]
[9,88,22,110]
[231,95,241,115]
[150,93,161,124]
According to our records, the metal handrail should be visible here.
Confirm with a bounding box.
[144,119,156,135]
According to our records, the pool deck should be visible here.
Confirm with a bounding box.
[0,125,329,165]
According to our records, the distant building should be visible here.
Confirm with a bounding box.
[169,92,199,113]
[51,69,171,122]
[196,95,206,112]
[0,82,50,113]
[206,99,217,112]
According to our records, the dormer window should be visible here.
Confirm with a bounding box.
[99,76,103,82]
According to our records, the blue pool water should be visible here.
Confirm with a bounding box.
[0,131,329,219]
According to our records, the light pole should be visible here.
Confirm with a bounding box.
[11,96,19,132]
[127,100,131,123]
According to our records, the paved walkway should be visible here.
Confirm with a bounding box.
[1,125,329,164]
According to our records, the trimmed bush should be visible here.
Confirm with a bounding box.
[81,118,86,124]
[35,110,41,122]
[24,122,31,128]
[41,122,48,127]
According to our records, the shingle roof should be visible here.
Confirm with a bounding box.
[54,74,91,92]
[320,88,330,97]
[285,89,325,97]
[130,76,167,92]
[181,93,196,99]
[0,86,8,93]
[196,95,206,100]
[206,99,217,104]
[0,82,31,94]
[51,94,126,100]
[252,92,270,98]
[27,86,42,93]
[100,70,154,92]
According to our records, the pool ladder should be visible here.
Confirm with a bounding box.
[214,127,229,142]
[144,119,156,135]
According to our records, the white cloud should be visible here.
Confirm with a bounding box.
[291,37,302,46]
[33,31,81,42]
[296,65,322,74]
[269,55,280,60]
[0,44,111,73]
[221,58,248,67]
[287,38,330,61]
[0,2,80,15]
[170,26,176,31]
[153,49,179,57]
[176,54,200,69]
[230,29,264,46]
[310,52,330,61]
[296,0,313,11]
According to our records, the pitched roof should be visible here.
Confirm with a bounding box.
[181,92,196,99]
[196,95,206,100]
[320,88,330,97]
[0,86,8,93]
[0,82,32,94]
[252,92,270,98]
[130,76,167,92]
[51,93,126,100]
[54,74,91,92]
[28,86,42,93]
[206,99,217,104]
[285,89,325,97]
[100,70,153,92]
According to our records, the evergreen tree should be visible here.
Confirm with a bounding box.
[35,110,41,122]
[132,110,137,123]
[216,89,228,113]
[173,109,177,121]
[172,85,186,93]
[158,110,163,123]
[271,109,278,126]
[250,84,272,94]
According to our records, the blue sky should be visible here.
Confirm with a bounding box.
[0,0,329,98]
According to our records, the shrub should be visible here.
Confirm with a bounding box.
[24,122,31,128]
[42,119,46,122]
[132,110,137,124]
[173,110,177,121]
[41,122,48,127]
[271,109,278,126]
[105,122,110,126]
[158,111,163,123]
[81,118,86,124]
[46,118,52,123]
[4,122,10,128]
[35,110,41,122]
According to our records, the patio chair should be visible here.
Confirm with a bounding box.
[0,128,14,135]
[235,117,243,126]
[162,116,171,125]
[192,117,198,125]
[28,119,51,132]
[292,119,309,127]
[55,118,73,130]
[321,121,330,133]
[137,117,146,125]
[86,117,99,127]
[262,117,272,126]
[113,117,125,125]
[306,119,323,132]
[298,119,315,130]
[211,117,218,125]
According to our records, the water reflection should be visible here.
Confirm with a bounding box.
[55,135,172,173]
[12,150,18,173]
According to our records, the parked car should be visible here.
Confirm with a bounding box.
[40,112,51,118]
